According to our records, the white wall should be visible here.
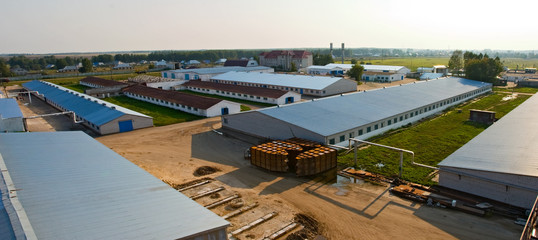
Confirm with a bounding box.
[182,85,301,105]
[205,100,241,117]
[147,80,186,90]
[0,117,25,132]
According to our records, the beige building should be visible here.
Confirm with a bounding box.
[259,50,313,71]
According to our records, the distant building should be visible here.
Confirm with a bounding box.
[259,50,313,71]
[122,84,241,117]
[128,75,186,90]
[186,60,201,65]
[45,64,55,69]
[502,72,538,82]
[525,68,537,74]
[79,76,128,98]
[210,71,357,97]
[224,59,258,67]
[154,60,176,69]
[10,67,28,76]
[417,65,448,75]
[319,64,410,82]
[162,66,274,81]
[215,58,227,64]
[0,98,25,132]
[180,80,301,105]
[58,65,79,73]
[113,62,133,70]
[420,73,445,80]
[306,65,345,76]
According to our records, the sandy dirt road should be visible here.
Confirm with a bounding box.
[97,118,522,240]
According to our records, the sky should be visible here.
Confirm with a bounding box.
[1,0,537,54]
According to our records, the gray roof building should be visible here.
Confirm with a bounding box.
[0,98,25,132]
[222,77,491,145]
[438,93,538,208]
[0,131,229,239]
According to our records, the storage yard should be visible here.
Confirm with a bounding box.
[96,118,523,239]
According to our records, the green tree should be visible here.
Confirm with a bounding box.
[79,58,93,73]
[346,63,364,82]
[313,53,334,65]
[0,59,13,77]
[290,62,297,72]
[350,59,357,64]
[464,52,503,84]
[55,58,67,69]
[448,50,463,75]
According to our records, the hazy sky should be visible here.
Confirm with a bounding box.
[1,0,536,54]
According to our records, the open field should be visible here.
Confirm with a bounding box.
[96,118,523,239]
[64,84,91,93]
[103,95,203,126]
[5,72,161,86]
[493,86,538,94]
[339,92,531,185]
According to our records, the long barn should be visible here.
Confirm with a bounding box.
[23,80,153,134]
[438,93,538,209]
[0,131,229,239]
[222,77,491,146]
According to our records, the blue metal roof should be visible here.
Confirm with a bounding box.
[255,77,491,136]
[212,71,352,90]
[22,81,151,126]
[439,93,538,177]
[0,131,229,239]
[0,99,23,119]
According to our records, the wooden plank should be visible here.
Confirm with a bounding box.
[176,180,211,192]
[190,186,224,200]
[204,194,239,209]
[228,212,278,237]
[222,203,259,220]
[262,222,299,240]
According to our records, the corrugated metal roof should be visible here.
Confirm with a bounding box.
[182,80,289,98]
[307,65,344,70]
[79,76,127,87]
[22,81,151,126]
[0,183,16,240]
[0,131,229,239]
[420,73,445,80]
[253,77,490,136]
[211,71,349,90]
[439,93,538,177]
[325,64,409,72]
[0,99,23,119]
[168,66,272,75]
[123,84,226,110]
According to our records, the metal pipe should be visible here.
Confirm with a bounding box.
[348,138,439,178]
[25,111,83,124]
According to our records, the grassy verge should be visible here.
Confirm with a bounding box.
[179,90,276,108]
[64,84,91,93]
[240,105,251,111]
[103,96,203,126]
[493,86,538,94]
[338,92,531,185]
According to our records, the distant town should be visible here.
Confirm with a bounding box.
[1,45,537,240]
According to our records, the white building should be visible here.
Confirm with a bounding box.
[438,93,538,209]
[123,85,241,117]
[161,66,274,81]
[113,62,133,70]
[0,98,25,132]
[306,65,345,76]
[210,71,357,97]
[221,77,491,146]
[181,80,301,105]
[128,75,186,90]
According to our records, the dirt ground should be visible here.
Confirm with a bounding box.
[97,118,523,240]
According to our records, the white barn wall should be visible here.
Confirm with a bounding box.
[99,114,154,135]
[439,167,538,209]
[322,79,358,95]
[222,111,325,143]
[182,85,301,105]
[147,80,186,90]
[205,101,241,117]
[0,117,25,132]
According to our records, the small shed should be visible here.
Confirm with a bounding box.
[0,98,25,132]
[469,109,496,125]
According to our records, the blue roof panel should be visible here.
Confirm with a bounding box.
[0,99,23,119]
[22,81,150,126]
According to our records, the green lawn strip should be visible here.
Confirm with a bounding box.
[64,84,91,93]
[178,90,276,108]
[103,96,203,126]
[493,86,538,94]
[7,72,161,87]
[338,93,531,185]
[240,105,251,111]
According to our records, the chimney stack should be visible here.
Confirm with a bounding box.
[330,43,333,57]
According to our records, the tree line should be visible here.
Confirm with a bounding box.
[448,50,503,84]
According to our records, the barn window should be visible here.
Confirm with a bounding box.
[367,127,371,133]
[358,129,363,136]
[374,124,378,130]
[349,132,354,138]
[388,120,392,125]
[339,135,345,142]
[329,138,335,145]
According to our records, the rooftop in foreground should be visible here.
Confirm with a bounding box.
[0,131,229,239]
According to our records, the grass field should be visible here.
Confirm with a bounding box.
[338,92,531,185]
[341,57,538,72]
[6,72,161,87]
[64,84,91,93]
[103,96,203,126]
[179,90,276,107]
[493,86,538,94]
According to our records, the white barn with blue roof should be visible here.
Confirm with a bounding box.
[0,98,25,132]
[22,81,153,135]
[222,77,491,145]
